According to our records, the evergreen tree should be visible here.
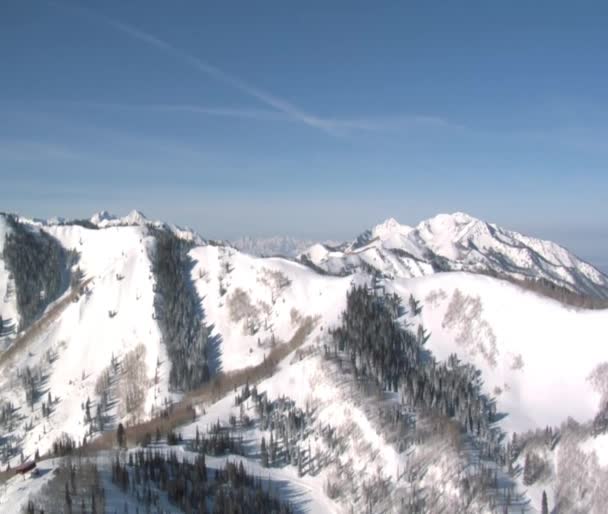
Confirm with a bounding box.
[150,228,212,392]
[117,423,125,448]
[64,482,72,514]
[2,215,69,329]
[261,437,269,468]
[541,490,549,514]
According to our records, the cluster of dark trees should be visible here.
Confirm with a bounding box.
[2,215,69,329]
[51,433,77,457]
[249,390,314,474]
[191,422,246,457]
[150,228,212,391]
[593,402,608,435]
[112,450,293,514]
[331,286,499,448]
[18,366,43,410]
[0,400,15,427]
[233,383,320,477]
[0,400,21,465]
[323,285,522,511]
[523,450,547,486]
[21,460,105,514]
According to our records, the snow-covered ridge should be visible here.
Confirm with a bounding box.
[89,209,205,245]
[10,209,205,246]
[2,210,608,513]
[301,212,608,300]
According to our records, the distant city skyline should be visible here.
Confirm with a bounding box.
[1,1,607,270]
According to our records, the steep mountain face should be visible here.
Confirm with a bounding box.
[0,219,171,463]
[300,212,608,300]
[2,210,608,514]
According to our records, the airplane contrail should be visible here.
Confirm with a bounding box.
[49,1,341,135]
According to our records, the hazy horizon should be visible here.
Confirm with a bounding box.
[2,205,607,274]
[2,1,607,270]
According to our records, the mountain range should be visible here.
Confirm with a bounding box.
[1,209,608,514]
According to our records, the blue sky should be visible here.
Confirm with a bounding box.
[1,1,607,270]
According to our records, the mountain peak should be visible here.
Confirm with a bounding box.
[123,209,148,225]
[90,210,117,225]
[303,211,608,299]
[423,211,479,226]
[371,217,413,239]
[90,209,149,227]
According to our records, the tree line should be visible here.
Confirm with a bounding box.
[2,214,70,330]
[150,228,212,392]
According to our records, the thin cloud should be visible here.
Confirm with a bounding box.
[318,114,458,132]
[0,139,84,161]
[59,101,289,122]
[11,98,457,133]
[49,1,344,135]
[38,3,459,135]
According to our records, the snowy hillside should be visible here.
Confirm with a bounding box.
[0,221,171,464]
[390,272,608,435]
[0,214,353,468]
[2,210,608,513]
[188,244,352,373]
[301,213,608,300]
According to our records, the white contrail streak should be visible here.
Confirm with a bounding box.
[49,1,341,134]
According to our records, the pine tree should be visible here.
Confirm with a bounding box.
[85,397,91,423]
[117,422,125,448]
[522,453,531,484]
[64,482,72,514]
[541,490,549,514]
[297,448,303,477]
[270,432,275,465]
[261,437,269,468]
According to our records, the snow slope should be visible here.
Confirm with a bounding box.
[188,244,353,373]
[390,271,608,435]
[301,213,608,299]
[3,211,608,513]
[0,217,356,468]
[0,222,171,463]
[88,209,205,245]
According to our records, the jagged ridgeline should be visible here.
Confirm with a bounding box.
[149,227,211,391]
[1,214,70,330]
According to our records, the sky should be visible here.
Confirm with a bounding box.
[1,1,607,270]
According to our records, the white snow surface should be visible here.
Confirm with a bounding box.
[88,209,205,245]
[390,271,608,435]
[189,244,353,373]
[301,212,608,299]
[0,222,172,463]
[3,212,608,513]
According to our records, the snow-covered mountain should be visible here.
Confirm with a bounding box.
[2,210,608,514]
[231,235,339,258]
[300,212,608,300]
